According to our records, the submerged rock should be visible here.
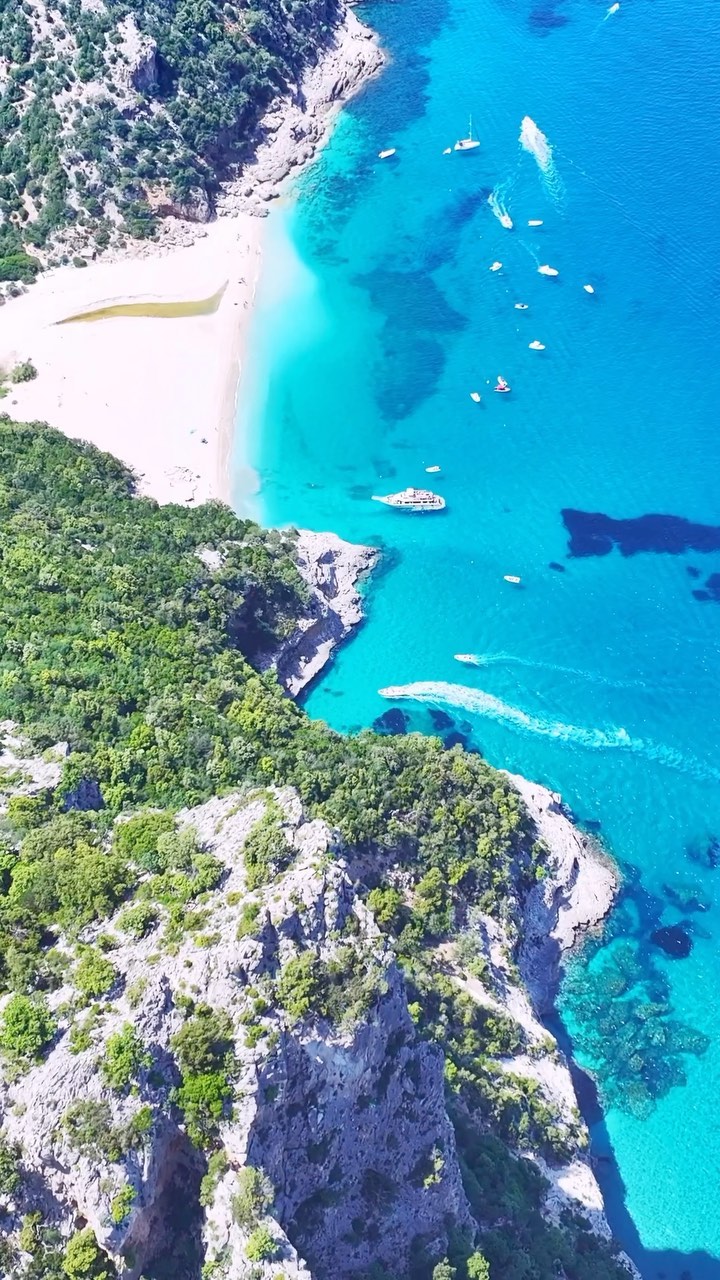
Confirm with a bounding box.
[650,925,693,958]
[662,881,711,913]
[444,731,469,750]
[372,708,409,735]
[429,708,453,731]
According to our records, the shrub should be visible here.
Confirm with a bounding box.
[109,1183,134,1225]
[367,885,405,933]
[236,899,261,939]
[174,1070,232,1147]
[171,1005,233,1076]
[0,993,55,1065]
[0,1133,21,1194]
[466,1254,490,1280]
[62,1100,122,1162]
[113,812,175,872]
[231,1165,274,1229]
[245,1225,278,1262]
[10,360,38,383]
[117,902,158,939]
[242,806,291,889]
[276,951,320,1021]
[101,1024,150,1092]
[199,1149,229,1206]
[63,1226,116,1278]
[74,949,117,1000]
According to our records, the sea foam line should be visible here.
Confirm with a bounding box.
[378,681,720,781]
[454,651,643,690]
[519,116,565,204]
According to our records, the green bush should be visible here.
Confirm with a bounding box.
[117,902,158,939]
[465,1254,490,1280]
[171,1005,233,1076]
[276,951,320,1021]
[199,1149,229,1206]
[244,1225,277,1263]
[236,899,261,939]
[10,359,38,383]
[62,1100,122,1162]
[242,805,291,889]
[0,1132,21,1194]
[113,812,175,872]
[62,1226,116,1278]
[232,1166,274,1229]
[109,1183,134,1225]
[174,1070,231,1147]
[0,993,55,1065]
[101,1024,150,1091]
[74,949,117,1000]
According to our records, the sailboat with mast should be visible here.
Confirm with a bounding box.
[454,115,480,153]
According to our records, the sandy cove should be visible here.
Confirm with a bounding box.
[0,8,383,508]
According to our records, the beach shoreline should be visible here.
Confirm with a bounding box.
[0,6,383,509]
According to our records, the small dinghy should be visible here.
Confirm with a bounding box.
[494,376,511,394]
[514,302,529,310]
[538,264,559,277]
[470,391,482,403]
[529,340,545,350]
[490,261,503,272]
[583,283,595,294]
[528,219,543,227]
[378,148,396,160]
[425,465,441,473]
[504,575,522,584]
[442,147,452,155]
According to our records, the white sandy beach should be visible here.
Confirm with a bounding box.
[0,7,382,509]
[0,216,263,506]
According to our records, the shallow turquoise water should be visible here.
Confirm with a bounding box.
[236,0,720,1273]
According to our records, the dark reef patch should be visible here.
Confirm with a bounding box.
[686,564,701,578]
[562,509,720,559]
[429,708,454,732]
[372,708,409,736]
[444,731,469,750]
[528,5,570,32]
[663,882,710,914]
[548,561,566,572]
[692,572,720,602]
[651,925,693,958]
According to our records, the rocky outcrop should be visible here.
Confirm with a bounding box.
[115,14,158,95]
[144,182,213,224]
[0,788,469,1279]
[507,774,618,1012]
[267,530,379,696]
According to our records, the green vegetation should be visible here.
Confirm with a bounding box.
[245,1225,278,1262]
[0,993,55,1068]
[62,1227,116,1279]
[231,1165,274,1229]
[0,0,344,257]
[100,1024,150,1091]
[73,949,117,1001]
[171,1005,234,1145]
[277,944,386,1028]
[109,1183,135,1225]
[0,1133,22,1194]
[242,800,292,888]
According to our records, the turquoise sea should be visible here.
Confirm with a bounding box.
[235,0,720,1274]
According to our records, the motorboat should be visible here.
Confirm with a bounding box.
[371,487,446,511]
[514,303,529,310]
[504,575,522,584]
[470,391,482,403]
[583,283,595,294]
[490,261,503,272]
[538,264,559,277]
[454,654,481,665]
[528,219,543,227]
[528,340,545,350]
[454,116,481,152]
[378,148,396,160]
[425,465,441,473]
[494,377,511,393]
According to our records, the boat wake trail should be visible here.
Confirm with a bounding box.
[379,681,720,781]
[488,187,513,229]
[519,116,564,204]
[454,651,641,690]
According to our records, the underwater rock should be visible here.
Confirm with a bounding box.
[650,924,693,958]
[687,835,720,870]
[429,708,453,731]
[444,731,469,750]
[372,708,409,735]
[548,561,566,572]
[663,881,710,913]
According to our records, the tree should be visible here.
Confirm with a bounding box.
[0,1133,21,1194]
[0,993,55,1065]
[432,1262,456,1280]
[101,1025,150,1091]
[62,1227,116,1279]
[466,1255,490,1280]
[276,951,321,1020]
[73,949,117,1000]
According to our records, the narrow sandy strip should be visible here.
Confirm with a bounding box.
[0,7,383,508]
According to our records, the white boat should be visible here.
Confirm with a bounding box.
[499,211,513,229]
[425,465,441,473]
[504,574,522,584]
[490,261,503,272]
[583,283,595,294]
[514,302,529,310]
[371,487,446,512]
[470,391,482,403]
[454,116,481,153]
[378,148,396,160]
[454,654,481,665]
[529,340,545,350]
[538,264,559,277]
[528,219,543,227]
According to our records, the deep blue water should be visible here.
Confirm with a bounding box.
[235,0,720,1273]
